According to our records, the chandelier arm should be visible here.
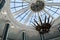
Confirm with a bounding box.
[44,15,46,24]
[31,22,37,26]
[38,15,42,25]
[34,19,39,25]
[47,16,50,23]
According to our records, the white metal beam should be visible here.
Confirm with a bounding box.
[13,7,29,16]
[24,11,34,24]
[45,2,60,6]
[43,9,54,18]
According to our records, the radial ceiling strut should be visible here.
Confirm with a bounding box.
[24,11,34,24]
[45,2,60,6]
[13,7,30,16]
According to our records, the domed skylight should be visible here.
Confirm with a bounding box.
[10,0,60,26]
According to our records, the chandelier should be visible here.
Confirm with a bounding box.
[32,15,54,34]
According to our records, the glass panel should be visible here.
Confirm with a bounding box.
[10,0,60,25]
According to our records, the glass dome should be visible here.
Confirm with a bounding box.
[10,0,60,26]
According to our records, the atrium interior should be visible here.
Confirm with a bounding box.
[0,0,60,40]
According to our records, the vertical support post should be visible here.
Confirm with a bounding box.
[58,23,60,32]
[42,34,44,40]
[40,34,42,40]
[2,23,10,40]
[22,32,26,40]
[40,34,44,40]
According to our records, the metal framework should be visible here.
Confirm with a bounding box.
[2,0,60,40]
[10,0,60,25]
